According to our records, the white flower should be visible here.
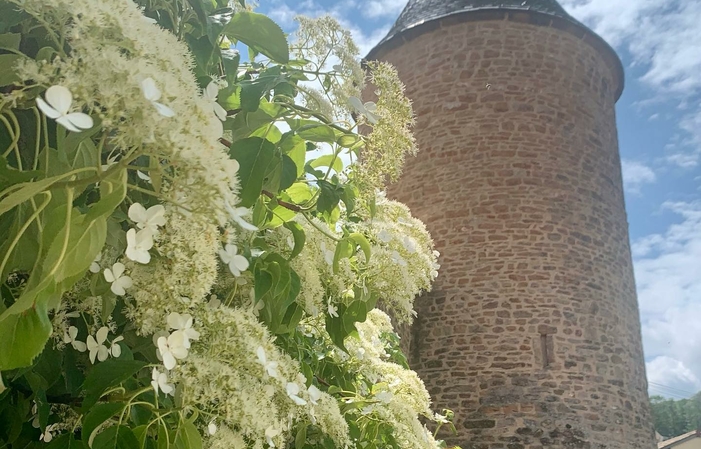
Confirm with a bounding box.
[207,295,221,309]
[204,82,228,121]
[434,413,449,424]
[151,368,174,396]
[166,312,200,342]
[286,382,307,406]
[89,252,102,273]
[224,201,258,231]
[256,346,279,379]
[219,244,249,277]
[125,228,154,264]
[320,242,334,266]
[308,384,322,405]
[109,336,124,358]
[103,262,133,296]
[39,424,58,442]
[157,332,189,370]
[207,421,217,436]
[36,86,93,133]
[265,426,280,448]
[377,229,392,243]
[128,203,166,236]
[136,170,152,183]
[140,78,175,117]
[390,250,407,267]
[403,236,417,253]
[87,327,110,364]
[348,96,379,125]
[375,390,393,404]
[327,303,339,318]
[63,326,87,352]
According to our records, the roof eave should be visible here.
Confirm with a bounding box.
[365,7,625,102]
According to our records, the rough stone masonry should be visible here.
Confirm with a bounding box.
[366,1,657,448]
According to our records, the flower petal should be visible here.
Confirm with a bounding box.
[45,85,72,115]
[112,262,125,279]
[128,203,148,225]
[73,340,87,352]
[162,351,176,370]
[97,345,109,362]
[111,343,122,358]
[96,327,109,344]
[140,78,161,102]
[35,97,61,119]
[214,103,228,121]
[153,102,175,118]
[56,116,81,133]
[205,82,218,101]
[65,112,94,130]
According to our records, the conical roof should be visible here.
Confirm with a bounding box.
[381,0,578,46]
[365,0,624,100]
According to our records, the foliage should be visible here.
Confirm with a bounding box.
[651,394,701,438]
[0,1,452,449]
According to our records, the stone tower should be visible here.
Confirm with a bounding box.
[366,1,656,448]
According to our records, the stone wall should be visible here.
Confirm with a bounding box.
[372,15,657,449]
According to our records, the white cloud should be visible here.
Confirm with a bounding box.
[360,0,406,19]
[621,159,657,195]
[633,202,701,395]
[561,0,701,168]
[646,356,701,398]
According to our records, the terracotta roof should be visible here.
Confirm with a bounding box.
[659,430,701,448]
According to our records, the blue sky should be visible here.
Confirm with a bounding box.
[256,0,701,399]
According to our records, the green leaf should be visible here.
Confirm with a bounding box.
[279,135,305,178]
[295,424,307,449]
[0,156,42,192]
[0,33,20,51]
[349,233,371,263]
[279,155,297,190]
[310,155,343,174]
[286,183,313,205]
[239,74,286,112]
[46,433,82,449]
[316,180,342,216]
[229,137,277,207]
[132,426,149,449]
[297,124,337,143]
[81,360,147,410]
[83,402,127,448]
[174,419,202,449]
[0,171,68,215]
[0,54,22,86]
[332,239,352,274]
[92,425,140,449]
[223,11,289,63]
[221,49,240,87]
[340,185,357,215]
[283,221,305,259]
[0,302,52,370]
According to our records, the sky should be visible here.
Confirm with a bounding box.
[254,0,701,400]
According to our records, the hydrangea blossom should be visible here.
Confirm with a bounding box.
[103,262,133,296]
[125,228,154,264]
[128,203,166,236]
[36,85,93,132]
[87,327,110,364]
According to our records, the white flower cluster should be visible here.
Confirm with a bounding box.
[332,310,441,449]
[14,0,241,223]
[174,306,350,449]
[352,196,440,322]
